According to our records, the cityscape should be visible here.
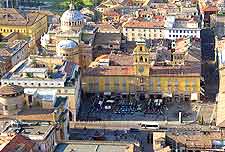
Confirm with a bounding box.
[0,0,224,151]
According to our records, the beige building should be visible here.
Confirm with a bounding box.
[1,55,81,121]
[0,85,24,116]
[122,20,164,41]
[0,8,48,49]
[153,132,171,152]
[55,141,135,152]
[41,3,95,69]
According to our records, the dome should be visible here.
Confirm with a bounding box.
[61,4,84,23]
[0,85,24,96]
[57,40,78,49]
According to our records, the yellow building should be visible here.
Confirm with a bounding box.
[83,40,201,101]
[0,8,48,52]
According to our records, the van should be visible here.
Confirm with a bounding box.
[140,123,160,130]
[106,100,115,103]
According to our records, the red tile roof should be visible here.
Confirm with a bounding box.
[123,20,164,28]
[84,66,135,76]
[203,6,218,12]
[1,134,34,152]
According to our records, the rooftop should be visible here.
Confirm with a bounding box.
[0,134,34,152]
[167,131,225,149]
[0,85,24,96]
[0,40,29,57]
[123,20,164,28]
[2,56,79,85]
[3,122,55,141]
[55,141,134,152]
[16,108,56,122]
[0,8,46,26]
[93,32,122,45]
[84,66,134,76]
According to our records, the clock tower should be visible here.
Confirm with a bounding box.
[133,41,151,77]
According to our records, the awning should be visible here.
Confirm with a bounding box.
[191,93,198,101]
[24,88,37,95]
[163,93,172,98]
[104,92,111,95]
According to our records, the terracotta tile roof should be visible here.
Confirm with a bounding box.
[0,8,46,26]
[168,132,225,149]
[150,64,201,76]
[109,53,133,66]
[93,32,121,45]
[103,10,120,16]
[153,15,165,21]
[123,20,164,28]
[203,6,218,12]
[84,66,134,76]
[1,134,34,152]
[0,85,24,96]
[0,48,12,57]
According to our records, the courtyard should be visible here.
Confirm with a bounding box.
[78,94,200,122]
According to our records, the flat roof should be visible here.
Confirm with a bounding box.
[55,141,134,152]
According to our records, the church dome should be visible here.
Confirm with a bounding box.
[57,40,78,49]
[61,3,84,25]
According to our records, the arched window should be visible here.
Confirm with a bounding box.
[140,56,143,62]
[145,58,147,62]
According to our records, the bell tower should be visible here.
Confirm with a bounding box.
[133,41,150,77]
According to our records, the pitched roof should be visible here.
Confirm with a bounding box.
[0,8,46,26]
[203,6,218,12]
[0,134,34,152]
[0,85,24,96]
[84,66,134,76]
[123,20,164,28]
[93,32,121,45]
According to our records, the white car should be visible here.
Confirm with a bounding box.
[104,106,111,110]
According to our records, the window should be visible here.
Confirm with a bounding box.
[122,79,126,92]
[105,78,110,92]
[140,77,144,83]
[175,80,178,86]
[149,79,153,92]
[180,30,182,33]
[169,35,171,37]
[157,79,160,87]
[140,56,143,62]
[140,46,143,51]
[132,29,134,31]
[145,58,147,62]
